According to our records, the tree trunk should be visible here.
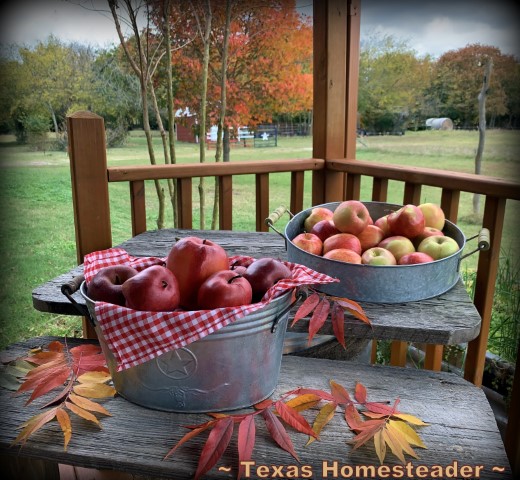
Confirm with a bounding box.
[211,0,232,230]
[196,0,212,230]
[473,58,493,216]
[163,0,178,228]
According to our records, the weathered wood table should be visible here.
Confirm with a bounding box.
[0,337,512,479]
[32,229,482,348]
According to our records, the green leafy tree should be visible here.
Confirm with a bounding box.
[358,34,432,133]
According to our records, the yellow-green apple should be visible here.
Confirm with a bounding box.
[374,214,391,237]
[361,247,397,266]
[122,265,180,311]
[197,270,253,309]
[357,224,385,251]
[323,233,362,255]
[418,203,445,230]
[243,257,292,302]
[310,219,341,242]
[292,232,323,256]
[304,207,333,232]
[332,200,370,235]
[166,236,229,310]
[398,252,435,265]
[387,204,425,239]
[87,265,138,306]
[418,235,460,260]
[378,235,415,262]
[413,227,445,248]
[323,248,362,264]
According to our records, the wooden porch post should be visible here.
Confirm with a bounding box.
[67,111,112,338]
[312,0,361,205]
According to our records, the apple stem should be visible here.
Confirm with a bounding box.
[228,275,242,284]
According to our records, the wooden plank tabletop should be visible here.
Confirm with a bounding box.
[0,337,511,479]
[32,229,481,346]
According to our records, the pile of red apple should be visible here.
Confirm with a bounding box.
[292,201,460,266]
[87,236,291,312]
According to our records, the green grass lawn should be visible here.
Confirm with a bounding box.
[0,129,519,351]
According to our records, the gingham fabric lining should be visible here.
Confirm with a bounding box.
[83,248,338,371]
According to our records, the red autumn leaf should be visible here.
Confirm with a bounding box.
[345,402,364,431]
[329,380,351,405]
[47,341,64,352]
[26,367,70,405]
[366,399,400,416]
[351,420,386,450]
[262,408,299,461]
[308,298,330,343]
[334,298,371,325]
[254,398,273,410]
[275,400,317,438]
[291,293,320,327]
[194,417,234,480]
[237,415,256,479]
[331,302,346,348]
[355,382,367,404]
[294,387,335,403]
[163,423,213,459]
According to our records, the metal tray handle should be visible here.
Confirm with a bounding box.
[459,228,491,261]
[265,205,293,239]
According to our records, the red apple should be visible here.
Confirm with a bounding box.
[292,232,323,256]
[303,207,333,232]
[361,247,397,266]
[87,265,138,306]
[310,219,341,242]
[374,215,391,237]
[323,248,362,264]
[323,233,362,255]
[197,270,253,309]
[398,252,435,265]
[418,203,446,231]
[387,204,425,239]
[243,257,292,302]
[378,235,415,262]
[122,265,180,312]
[332,200,370,236]
[413,227,445,248]
[417,235,460,260]
[166,236,229,310]
[357,224,385,251]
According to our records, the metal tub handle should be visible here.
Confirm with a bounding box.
[61,275,95,326]
[265,205,293,242]
[459,228,491,262]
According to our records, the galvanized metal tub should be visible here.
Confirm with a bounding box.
[81,283,293,413]
[284,201,466,303]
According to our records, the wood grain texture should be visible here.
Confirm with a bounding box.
[32,229,481,346]
[0,337,511,479]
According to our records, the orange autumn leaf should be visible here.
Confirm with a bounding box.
[284,393,321,412]
[329,380,351,405]
[65,401,101,428]
[12,408,58,447]
[306,402,336,446]
[55,408,72,451]
[68,393,112,416]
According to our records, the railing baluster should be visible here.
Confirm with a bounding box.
[345,173,361,200]
[130,180,146,237]
[256,173,269,232]
[371,177,388,202]
[219,175,233,230]
[464,195,506,386]
[290,171,305,214]
[177,177,193,229]
[440,188,460,223]
[403,182,422,205]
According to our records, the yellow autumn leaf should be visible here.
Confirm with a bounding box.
[382,427,405,464]
[373,429,386,464]
[65,401,101,427]
[388,419,427,448]
[76,371,112,384]
[73,382,116,399]
[56,408,72,450]
[69,393,112,416]
[306,402,336,446]
[285,394,321,412]
[386,422,418,459]
[393,413,429,426]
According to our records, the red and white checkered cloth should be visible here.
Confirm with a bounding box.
[84,248,338,371]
